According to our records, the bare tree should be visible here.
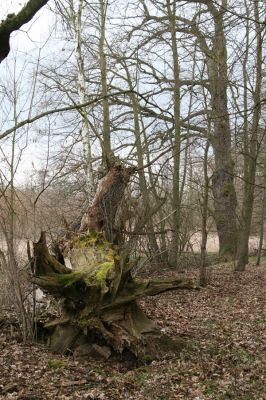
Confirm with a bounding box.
[235,0,265,271]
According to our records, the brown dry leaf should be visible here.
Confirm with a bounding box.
[0,264,265,399]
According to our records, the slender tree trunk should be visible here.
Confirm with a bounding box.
[167,0,181,267]
[0,75,33,340]
[256,130,266,266]
[123,63,161,261]
[74,0,95,198]
[99,0,111,168]
[235,0,263,271]
[256,188,266,266]
[199,142,209,287]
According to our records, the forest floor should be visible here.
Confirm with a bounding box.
[0,262,265,400]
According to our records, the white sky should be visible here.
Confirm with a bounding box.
[0,0,26,15]
[0,0,54,53]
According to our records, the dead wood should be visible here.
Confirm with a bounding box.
[30,165,195,360]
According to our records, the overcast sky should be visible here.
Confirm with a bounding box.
[0,0,55,58]
[0,0,25,16]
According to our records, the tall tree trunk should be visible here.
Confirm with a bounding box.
[235,0,263,271]
[256,130,266,266]
[256,183,266,267]
[173,0,237,257]
[167,0,181,267]
[199,142,210,287]
[207,2,237,258]
[73,0,95,199]
[99,0,111,168]
[123,62,161,262]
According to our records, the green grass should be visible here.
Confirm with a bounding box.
[248,254,266,264]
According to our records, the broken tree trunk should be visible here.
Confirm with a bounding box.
[31,165,195,360]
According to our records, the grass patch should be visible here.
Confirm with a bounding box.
[230,347,255,366]
[176,252,227,269]
[248,254,266,264]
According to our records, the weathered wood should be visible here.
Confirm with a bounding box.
[31,165,195,359]
[80,165,135,241]
[33,231,70,275]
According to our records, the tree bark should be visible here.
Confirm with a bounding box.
[235,0,263,271]
[207,3,237,258]
[199,142,210,287]
[79,165,135,242]
[73,0,95,199]
[163,0,238,257]
[256,130,266,266]
[31,165,195,359]
[167,0,181,267]
[99,0,112,168]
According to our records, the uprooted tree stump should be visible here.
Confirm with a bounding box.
[30,165,195,361]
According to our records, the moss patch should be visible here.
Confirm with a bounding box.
[56,261,115,289]
[95,261,114,283]
[56,272,84,287]
[48,359,66,369]
[68,232,118,277]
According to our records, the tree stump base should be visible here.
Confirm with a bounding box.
[30,166,195,361]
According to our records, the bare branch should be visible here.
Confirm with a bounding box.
[0,0,49,62]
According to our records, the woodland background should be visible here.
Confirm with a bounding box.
[0,1,265,399]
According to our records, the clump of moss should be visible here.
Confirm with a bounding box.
[95,261,114,283]
[141,354,154,364]
[72,232,104,249]
[58,233,119,290]
[78,319,89,335]
[48,359,66,369]
[57,271,84,287]
[83,261,114,286]
[56,262,115,289]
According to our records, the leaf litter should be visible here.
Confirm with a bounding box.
[0,263,265,399]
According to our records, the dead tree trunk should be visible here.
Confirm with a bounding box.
[30,165,194,360]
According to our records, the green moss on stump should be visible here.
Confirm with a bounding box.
[72,232,100,248]
[56,261,115,289]
[95,261,114,283]
[57,233,119,289]
[57,272,84,287]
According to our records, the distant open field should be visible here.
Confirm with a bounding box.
[0,234,263,256]
[190,233,261,253]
